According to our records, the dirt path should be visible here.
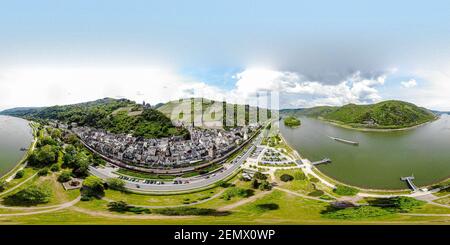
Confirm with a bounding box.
[217,190,272,212]
[274,187,333,203]
[0,173,38,197]
[0,196,81,217]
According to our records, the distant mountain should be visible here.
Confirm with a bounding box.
[0,98,189,139]
[281,100,437,129]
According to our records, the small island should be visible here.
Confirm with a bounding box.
[284,116,301,127]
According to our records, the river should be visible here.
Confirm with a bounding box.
[280,114,450,190]
[0,115,33,177]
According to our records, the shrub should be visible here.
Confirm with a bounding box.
[107,178,126,192]
[253,172,267,180]
[258,180,272,191]
[153,207,225,216]
[50,164,60,172]
[107,201,129,212]
[255,203,279,211]
[251,178,260,189]
[14,170,25,179]
[57,171,72,183]
[389,196,426,212]
[322,206,392,219]
[4,185,52,205]
[333,185,359,196]
[308,190,325,197]
[0,180,7,192]
[293,170,306,180]
[280,174,294,182]
[222,187,253,200]
[37,168,49,176]
[309,177,320,183]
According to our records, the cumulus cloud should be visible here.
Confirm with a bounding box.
[0,66,222,110]
[228,68,387,108]
[0,66,392,111]
[401,79,417,88]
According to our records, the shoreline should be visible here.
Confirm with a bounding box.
[0,120,38,181]
[317,116,439,132]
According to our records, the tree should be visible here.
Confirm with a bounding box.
[251,178,260,189]
[82,176,104,197]
[37,168,49,176]
[38,136,58,147]
[280,174,294,182]
[50,164,60,172]
[14,170,25,179]
[57,171,72,183]
[107,178,126,192]
[50,128,62,140]
[29,145,58,166]
[389,196,425,212]
[4,185,51,205]
[253,172,267,180]
[258,180,272,191]
[0,180,7,192]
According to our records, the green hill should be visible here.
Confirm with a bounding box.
[281,100,436,129]
[157,98,273,128]
[1,98,189,139]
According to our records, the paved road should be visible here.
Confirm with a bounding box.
[90,133,263,193]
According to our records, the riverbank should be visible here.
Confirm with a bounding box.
[318,115,439,132]
[0,121,38,181]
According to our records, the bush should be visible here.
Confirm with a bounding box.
[333,185,359,196]
[107,201,129,212]
[0,180,7,192]
[258,180,272,191]
[308,190,325,197]
[50,164,60,172]
[14,170,25,179]
[322,206,392,219]
[222,187,253,200]
[82,176,105,198]
[57,171,72,183]
[253,172,267,180]
[255,203,279,211]
[389,196,426,212]
[280,174,294,182]
[153,207,226,216]
[251,178,260,189]
[107,178,126,192]
[293,170,306,180]
[4,185,52,205]
[37,168,49,176]
[309,177,320,183]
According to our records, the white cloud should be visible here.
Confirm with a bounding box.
[0,66,221,110]
[229,68,387,108]
[6,66,433,112]
[401,79,417,88]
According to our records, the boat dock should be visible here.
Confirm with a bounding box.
[312,158,331,165]
[329,136,359,145]
[401,175,418,192]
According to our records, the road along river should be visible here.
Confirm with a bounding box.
[280,114,450,190]
[0,116,34,177]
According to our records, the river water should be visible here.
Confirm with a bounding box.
[0,116,33,177]
[280,114,450,189]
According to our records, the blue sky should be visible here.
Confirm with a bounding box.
[0,1,450,110]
